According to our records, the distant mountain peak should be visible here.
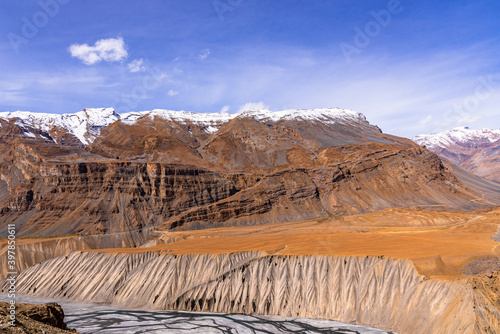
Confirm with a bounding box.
[413,127,500,182]
[413,127,500,149]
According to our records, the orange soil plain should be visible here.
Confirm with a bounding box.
[76,206,500,280]
[4,207,499,280]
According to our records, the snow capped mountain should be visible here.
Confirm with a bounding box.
[413,127,500,182]
[237,107,364,122]
[0,108,120,145]
[123,107,367,130]
[236,108,378,132]
[413,127,500,149]
[120,109,236,133]
[0,107,371,145]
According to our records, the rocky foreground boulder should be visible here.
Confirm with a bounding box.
[0,302,77,333]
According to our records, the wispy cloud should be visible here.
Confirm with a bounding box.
[170,42,500,137]
[237,102,269,113]
[69,37,128,65]
[4,34,500,138]
[0,69,123,111]
[198,48,211,60]
[127,58,146,72]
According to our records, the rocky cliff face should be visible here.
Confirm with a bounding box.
[162,144,488,231]
[467,271,500,334]
[4,250,497,334]
[1,108,499,266]
[0,134,260,236]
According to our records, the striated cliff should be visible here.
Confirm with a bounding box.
[161,144,490,230]
[4,251,498,334]
[1,108,499,334]
[0,146,261,236]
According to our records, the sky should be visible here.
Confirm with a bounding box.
[0,0,499,138]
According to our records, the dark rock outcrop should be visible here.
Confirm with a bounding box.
[0,302,77,333]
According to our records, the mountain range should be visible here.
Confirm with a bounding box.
[2,107,500,333]
[1,107,499,238]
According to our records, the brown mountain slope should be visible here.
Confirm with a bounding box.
[88,111,415,172]
[203,117,314,171]
[161,144,489,231]
[431,141,500,182]
[88,114,212,166]
[0,117,83,147]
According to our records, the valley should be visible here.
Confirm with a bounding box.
[0,107,499,333]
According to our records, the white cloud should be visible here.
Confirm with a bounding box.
[220,105,230,113]
[198,48,211,60]
[69,37,128,65]
[237,102,270,113]
[128,58,145,72]
[167,89,179,96]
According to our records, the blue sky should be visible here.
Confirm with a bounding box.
[1,0,499,137]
